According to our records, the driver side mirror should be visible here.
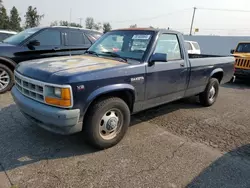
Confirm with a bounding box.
[27,40,40,47]
[149,53,167,65]
[230,49,235,54]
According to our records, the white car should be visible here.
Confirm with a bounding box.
[0,30,17,41]
[185,40,201,54]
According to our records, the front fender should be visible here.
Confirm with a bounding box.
[0,56,17,68]
[83,83,135,114]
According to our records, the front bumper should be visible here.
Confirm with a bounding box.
[234,68,250,79]
[11,86,82,135]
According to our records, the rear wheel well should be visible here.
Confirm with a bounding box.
[87,90,135,114]
[211,72,223,83]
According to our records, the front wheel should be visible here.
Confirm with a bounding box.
[199,78,219,107]
[0,64,14,94]
[84,97,131,149]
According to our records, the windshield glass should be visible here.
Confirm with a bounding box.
[3,27,41,45]
[236,43,250,53]
[87,30,154,61]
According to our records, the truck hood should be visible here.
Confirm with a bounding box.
[233,53,250,58]
[16,55,127,82]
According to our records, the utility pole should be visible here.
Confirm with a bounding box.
[189,7,197,35]
[69,8,72,26]
[78,18,83,26]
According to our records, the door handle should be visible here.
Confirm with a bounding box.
[180,63,185,67]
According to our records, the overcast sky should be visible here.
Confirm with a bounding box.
[3,0,250,35]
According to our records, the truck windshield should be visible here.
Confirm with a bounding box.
[236,43,250,53]
[87,30,154,61]
[3,27,41,45]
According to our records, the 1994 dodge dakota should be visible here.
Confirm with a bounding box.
[11,28,235,149]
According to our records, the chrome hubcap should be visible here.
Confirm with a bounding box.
[209,86,216,101]
[0,68,10,91]
[99,109,122,140]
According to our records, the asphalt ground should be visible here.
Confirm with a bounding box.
[1,79,250,188]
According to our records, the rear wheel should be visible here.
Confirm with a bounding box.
[0,64,14,94]
[199,78,219,107]
[84,97,130,149]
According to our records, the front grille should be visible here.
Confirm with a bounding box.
[235,58,250,70]
[14,72,45,102]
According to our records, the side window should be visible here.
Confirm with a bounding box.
[67,31,84,45]
[83,34,92,45]
[185,42,192,50]
[192,42,200,50]
[0,33,13,41]
[86,33,102,43]
[0,33,6,41]
[154,33,182,61]
[30,29,61,46]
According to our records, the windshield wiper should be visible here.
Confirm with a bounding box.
[85,50,99,56]
[101,51,127,62]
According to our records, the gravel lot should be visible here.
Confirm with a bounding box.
[1,80,250,188]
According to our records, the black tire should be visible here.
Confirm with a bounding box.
[199,78,219,107]
[0,64,14,94]
[84,97,131,149]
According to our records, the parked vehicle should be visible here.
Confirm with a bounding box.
[11,28,235,149]
[0,30,17,41]
[185,40,201,54]
[230,42,250,79]
[0,26,102,94]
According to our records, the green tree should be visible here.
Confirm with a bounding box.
[9,6,22,31]
[0,6,9,29]
[94,22,102,30]
[85,17,95,29]
[103,22,112,33]
[50,21,58,26]
[51,20,82,28]
[69,22,82,28]
[24,6,44,29]
[59,20,69,26]
[130,24,137,28]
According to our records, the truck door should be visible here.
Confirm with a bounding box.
[146,33,189,101]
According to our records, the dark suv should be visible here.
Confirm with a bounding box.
[0,26,102,94]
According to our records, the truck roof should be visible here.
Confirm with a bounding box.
[237,41,250,44]
[112,27,182,34]
[23,26,102,34]
[51,26,102,33]
[0,30,17,34]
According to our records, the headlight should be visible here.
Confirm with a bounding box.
[44,86,72,108]
[54,88,62,98]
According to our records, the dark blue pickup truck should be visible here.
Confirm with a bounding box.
[11,28,235,149]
